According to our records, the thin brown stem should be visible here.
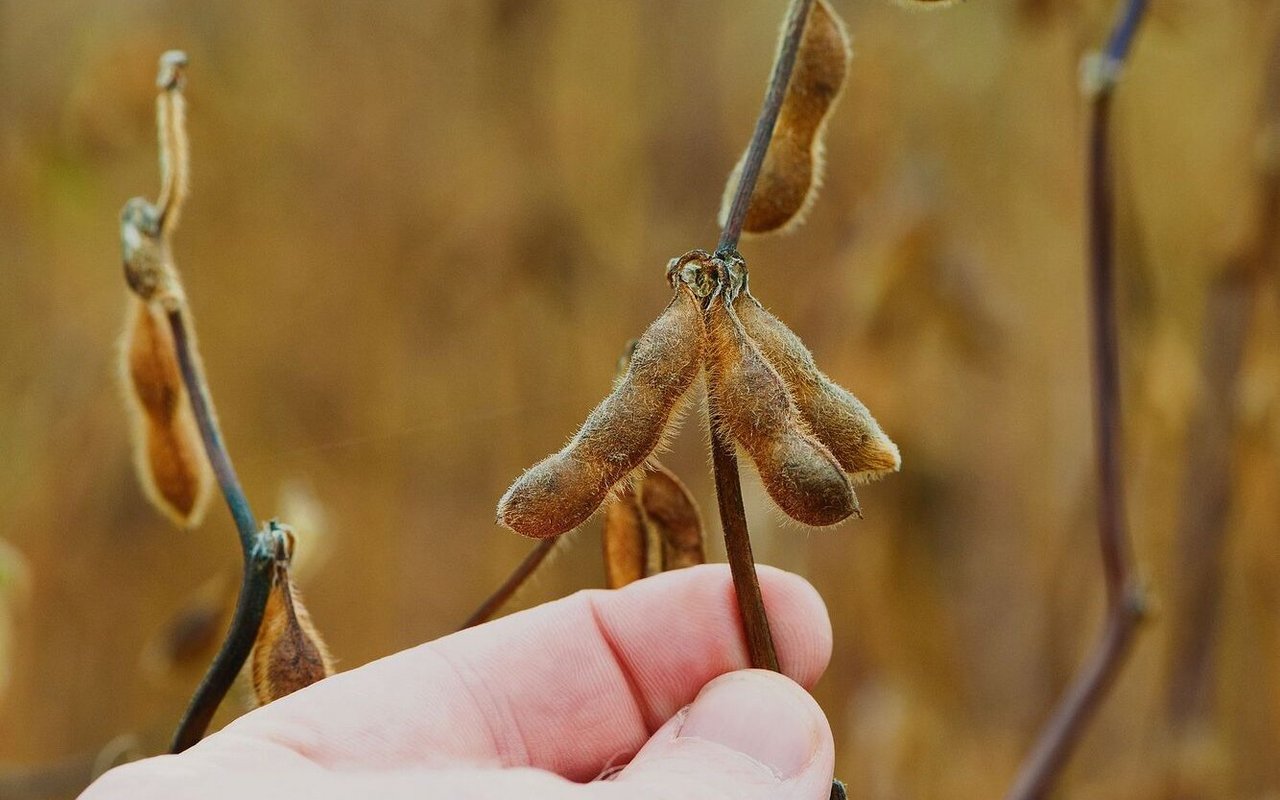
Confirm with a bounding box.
[460,537,561,630]
[1005,2,1148,797]
[709,418,780,671]
[717,0,815,256]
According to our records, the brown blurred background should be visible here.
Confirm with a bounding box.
[1,0,1279,797]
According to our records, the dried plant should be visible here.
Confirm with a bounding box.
[0,538,29,702]
[118,52,212,529]
[117,51,331,753]
[602,485,648,590]
[1165,22,1280,731]
[46,3,1176,797]
[497,284,704,538]
[1004,0,1149,797]
[496,2,897,796]
[639,466,706,573]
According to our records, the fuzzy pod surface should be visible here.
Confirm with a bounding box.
[498,287,705,538]
[121,298,212,527]
[719,0,852,235]
[704,292,856,526]
[734,291,900,482]
[250,568,333,704]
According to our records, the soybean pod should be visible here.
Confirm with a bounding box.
[498,287,704,538]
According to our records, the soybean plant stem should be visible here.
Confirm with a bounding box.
[716,0,815,256]
[167,308,274,754]
[1004,1,1148,797]
[709,420,780,672]
[706,0,815,673]
[460,537,561,630]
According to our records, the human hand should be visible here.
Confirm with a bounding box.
[83,564,836,799]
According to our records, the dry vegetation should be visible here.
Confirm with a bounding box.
[0,0,1278,797]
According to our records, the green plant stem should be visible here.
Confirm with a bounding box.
[1004,1,1148,796]
[460,537,560,630]
[167,308,275,754]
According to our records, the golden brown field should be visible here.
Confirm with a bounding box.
[1,0,1278,797]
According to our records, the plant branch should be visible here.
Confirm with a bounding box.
[708,418,780,671]
[167,309,277,753]
[1005,2,1148,797]
[460,537,561,630]
[716,0,815,256]
[134,52,278,755]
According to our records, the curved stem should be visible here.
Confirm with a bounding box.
[167,308,272,753]
[169,543,273,753]
[1005,2,1148,796]
[167,310,258,549]
[460,537,561,630]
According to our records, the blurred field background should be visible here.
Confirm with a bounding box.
[2,0,1279,797]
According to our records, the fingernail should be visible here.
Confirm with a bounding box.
[676,670,822,780]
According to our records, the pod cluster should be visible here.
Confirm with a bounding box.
[498,249,899,538]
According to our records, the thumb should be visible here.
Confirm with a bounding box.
[607,669,836,799]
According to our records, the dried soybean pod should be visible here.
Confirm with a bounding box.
[250,563,333,705]
[121,297,212,527]
[735,290,901,482]
[498,286,705,538]
[639,466,706,571]
[602,485,648,589]
[704,292,857,526]
[718,0,852,235]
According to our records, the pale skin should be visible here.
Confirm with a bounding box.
[83,565,837,799]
